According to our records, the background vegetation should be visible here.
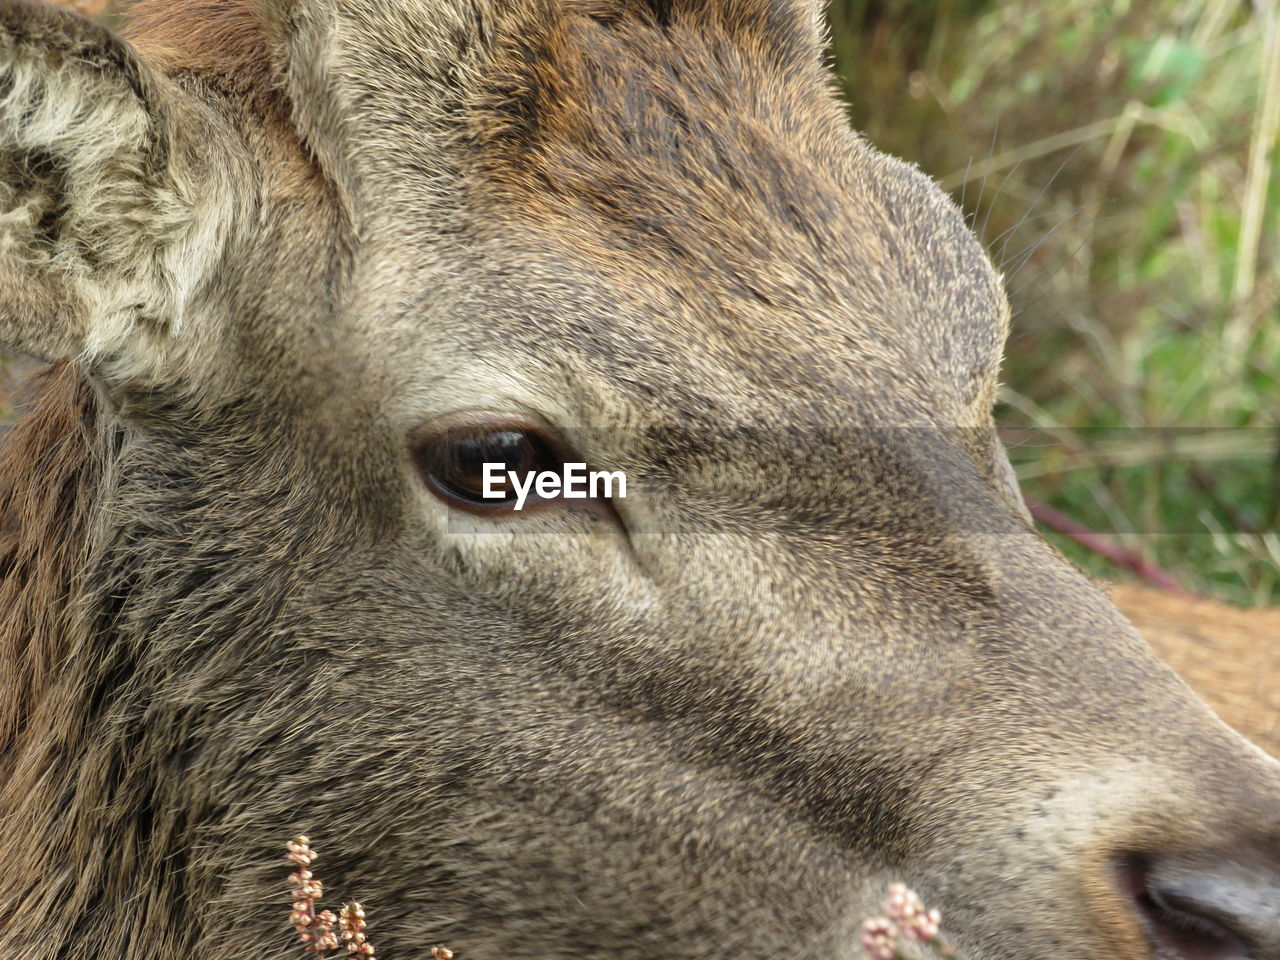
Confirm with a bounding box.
[826,0,1280,605]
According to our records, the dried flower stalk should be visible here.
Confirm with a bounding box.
[861,883,959,959]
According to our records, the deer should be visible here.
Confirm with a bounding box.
[0,0,1277,958]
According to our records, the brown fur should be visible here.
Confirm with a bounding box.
[1117,584,1280,758]
[0,362,97,759]
[1,0,1279,958]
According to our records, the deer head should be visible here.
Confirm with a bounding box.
[1,1,1277,958]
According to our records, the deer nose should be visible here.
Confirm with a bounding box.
[1117,850,1280,960]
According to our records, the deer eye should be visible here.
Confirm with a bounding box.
[413,424,560,510]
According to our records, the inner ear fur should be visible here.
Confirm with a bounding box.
[0,0,245,379]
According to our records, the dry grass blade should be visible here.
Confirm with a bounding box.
[1232,4,1280,307]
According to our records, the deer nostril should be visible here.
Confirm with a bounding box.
[1122,861,1246,960]
[1115,852,1280,960]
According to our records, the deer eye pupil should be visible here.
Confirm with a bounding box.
[416,427,552,505]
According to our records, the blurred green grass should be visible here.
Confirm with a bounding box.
[828,0,1280,605]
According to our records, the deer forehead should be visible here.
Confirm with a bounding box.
[260,1,1010,424]
[105,0,1007,428]
[367,204,1007,444]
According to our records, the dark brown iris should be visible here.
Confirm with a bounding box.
[414,426,557,508]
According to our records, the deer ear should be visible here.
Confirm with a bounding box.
[0,0,238,376]
[249,0,368,212]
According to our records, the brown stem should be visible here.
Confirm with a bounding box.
[1024,496,1192,595]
